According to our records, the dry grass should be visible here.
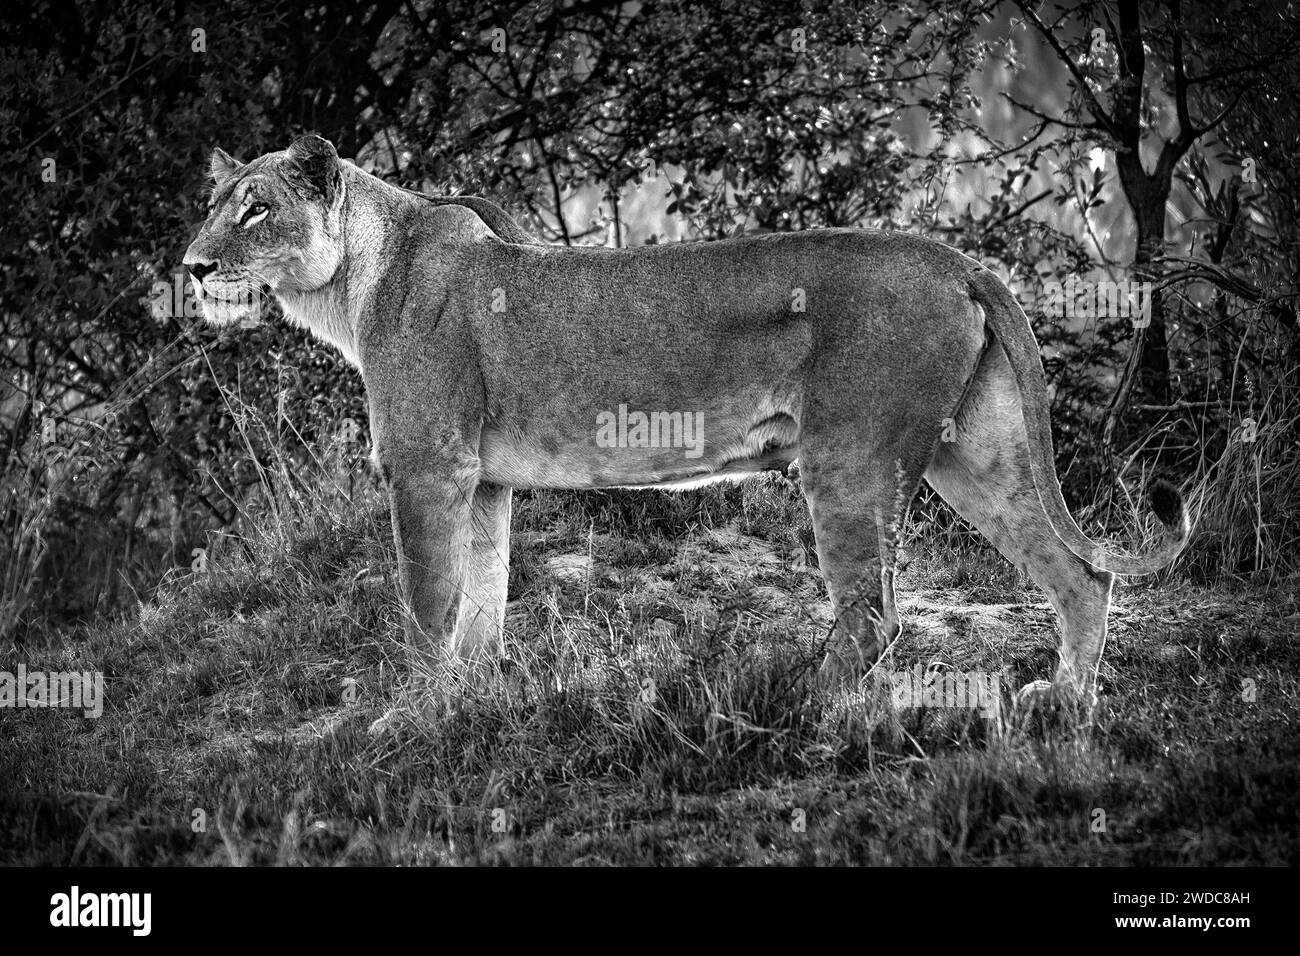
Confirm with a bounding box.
[3,454,1298,865]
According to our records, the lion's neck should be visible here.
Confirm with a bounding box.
[276,164,410,370]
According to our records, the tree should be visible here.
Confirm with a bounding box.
[1005,0,1299,450]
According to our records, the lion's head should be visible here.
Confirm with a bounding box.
[183,135,345,325]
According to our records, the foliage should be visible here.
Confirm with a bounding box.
[1,0,1297,640]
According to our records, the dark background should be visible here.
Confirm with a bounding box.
[2,0,1296,635]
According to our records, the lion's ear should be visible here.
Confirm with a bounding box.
[286,134,342,206]
[209,147,243,186]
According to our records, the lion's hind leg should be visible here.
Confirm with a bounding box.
[797,304,982,684]
[798,445,920,682]
[923,347,1114,705]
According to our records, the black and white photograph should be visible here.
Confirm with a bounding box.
[0,0,1295,907]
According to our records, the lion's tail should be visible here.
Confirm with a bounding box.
[967,270,1190,576]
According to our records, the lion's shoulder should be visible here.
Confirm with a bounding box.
[406,192,539,246]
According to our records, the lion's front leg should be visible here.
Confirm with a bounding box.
[385,457,480,667]
[455,481,512,660]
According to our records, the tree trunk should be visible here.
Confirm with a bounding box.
[1131,190,1171,403]
[1105,132,1174,451]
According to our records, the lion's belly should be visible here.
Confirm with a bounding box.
[478,407,799,490]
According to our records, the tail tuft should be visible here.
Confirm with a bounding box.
[1148,479,1183,528]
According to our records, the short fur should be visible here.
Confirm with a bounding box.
[185,136,1191,704]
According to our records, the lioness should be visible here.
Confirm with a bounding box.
[184,135,1188,706]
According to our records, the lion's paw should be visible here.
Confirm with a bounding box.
[1014,679,1097,719]
[818,639,885,691]
[367,706,410,738]
[366,702,431,738]
[1015,679,1056,710]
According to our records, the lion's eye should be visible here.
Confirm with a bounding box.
[241,203,270,228]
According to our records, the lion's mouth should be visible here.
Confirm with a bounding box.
[191,279,267,327]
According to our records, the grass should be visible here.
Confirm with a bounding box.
[2,471,1298,866]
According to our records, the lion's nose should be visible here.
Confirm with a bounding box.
[186,258,218,282]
